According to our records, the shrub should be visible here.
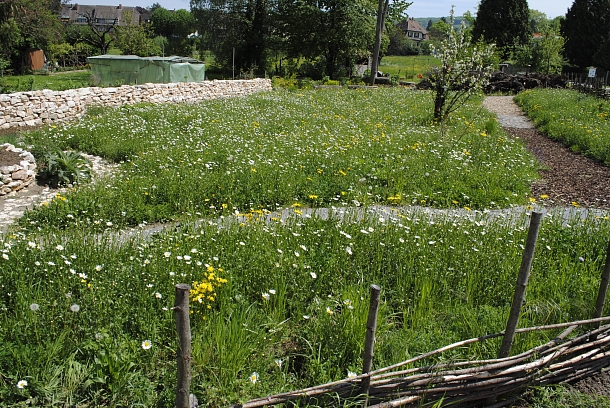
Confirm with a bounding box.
[38,149,92,187]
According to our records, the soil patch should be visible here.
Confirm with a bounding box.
[0,148,24,167]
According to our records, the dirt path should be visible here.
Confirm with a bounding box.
[483,96,610,211]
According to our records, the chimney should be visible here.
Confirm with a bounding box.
[73,3,78,10]
[118,4,122,9]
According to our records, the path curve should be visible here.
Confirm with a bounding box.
[482,95,610,210]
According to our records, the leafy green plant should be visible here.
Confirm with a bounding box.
[38,149,92,187]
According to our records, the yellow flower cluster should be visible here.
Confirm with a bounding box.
[190,265,228,318]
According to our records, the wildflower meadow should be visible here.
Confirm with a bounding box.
[1,88,609,406]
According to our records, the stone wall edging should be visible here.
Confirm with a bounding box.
[0,78,273,130]
[0,143,37,196]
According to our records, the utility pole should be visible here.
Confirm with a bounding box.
[370,0,389,85]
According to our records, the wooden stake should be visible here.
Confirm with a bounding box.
[591,240,610,340]
[174,284,192,408]
[498,211,542,359]
[486,212,542,406]
[361,284,382,397]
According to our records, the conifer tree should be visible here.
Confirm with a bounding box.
[472,0,531,57]
[561,0,610,69]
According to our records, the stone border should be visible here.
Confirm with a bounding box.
[0,143,36,196]
[0,78,272,130]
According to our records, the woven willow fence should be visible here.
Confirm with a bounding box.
[233,317,610,408]
[172,212,610,408]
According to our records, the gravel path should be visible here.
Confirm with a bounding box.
[482,96,535,129]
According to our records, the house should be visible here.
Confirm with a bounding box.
[60,4,151,27]
[397,17,428,44]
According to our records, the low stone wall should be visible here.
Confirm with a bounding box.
[0,78,272,130]
[0,143,36,196]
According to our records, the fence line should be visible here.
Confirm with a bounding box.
[567,72,610,99]
[173,212,610,407]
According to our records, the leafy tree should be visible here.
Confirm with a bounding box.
[192,0,274,74]
[529,9,547,32]
[114,11,161,56]
[532,27,565,74]
[0,18,22,68]
[65,12,117,55]
[428,10,495,122]
[0,0,62,72]
[427,19,451,41]
[150,7,194,56]
[48,42,74,68]
[278,0,378,79]
[472,0,531,58]
[513,24,565,74]
[387,26,419,55]
[561,0,610,69]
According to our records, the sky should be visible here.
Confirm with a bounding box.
[69,0,574,19]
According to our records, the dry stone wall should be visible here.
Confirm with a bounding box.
[0,79,272,130]
[0,143,36,196]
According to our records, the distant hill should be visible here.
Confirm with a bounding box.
[413,17,468,30]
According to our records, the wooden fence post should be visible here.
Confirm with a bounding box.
[498,211,542,359]
[484,212,542,406]
[361,284,382,398]
[591,240,610,341]
[174,284,192,408]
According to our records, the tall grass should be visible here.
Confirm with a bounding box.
[1,70,93,93]
[20,88,538,234]
[379,55,440,80]
[515,89,610,165]
[1,88,608,406]
[2,209,609,405]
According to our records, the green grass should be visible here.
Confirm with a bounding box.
[527,385,610,407]
[1,88,608,406]
[19,88,538,233]
[1,70,93,93]
[515,89,610,166]
[379,55,440,81]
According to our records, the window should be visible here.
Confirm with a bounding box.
[414,32,419,38]
[407,32,412,37]
[77,17,86,23]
